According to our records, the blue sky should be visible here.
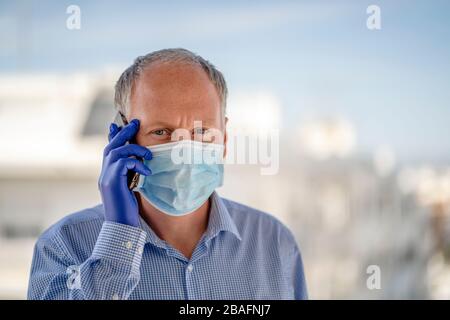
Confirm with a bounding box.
[1,0,449,163]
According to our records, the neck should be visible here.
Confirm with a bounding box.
[136,193,210,260]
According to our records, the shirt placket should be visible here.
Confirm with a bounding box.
[183,239,210,299]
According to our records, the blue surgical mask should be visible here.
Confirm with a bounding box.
[133,140,224,216]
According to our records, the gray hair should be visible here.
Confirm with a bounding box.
[114,48,228,117]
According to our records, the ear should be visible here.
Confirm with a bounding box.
[223,116,228,158]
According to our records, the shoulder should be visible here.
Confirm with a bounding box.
[35,204,105,250]
[221,197,298,249]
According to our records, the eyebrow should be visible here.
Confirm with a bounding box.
[145,119,217,129]
[145,121,177,128]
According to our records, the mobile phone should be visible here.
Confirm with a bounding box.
[113,111,127,127]
[113,111,141,190]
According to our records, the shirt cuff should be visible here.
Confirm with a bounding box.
[92,221,147,273]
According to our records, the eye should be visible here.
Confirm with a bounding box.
[193,127,218,142]
[150,129,171,137]
[193,127,208,136]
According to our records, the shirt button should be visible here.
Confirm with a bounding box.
[124,241,132,249]
[112,293,120,300]
[137,246,143,254]
[187,264,194,272]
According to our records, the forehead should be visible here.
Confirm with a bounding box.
[130,62,221,114]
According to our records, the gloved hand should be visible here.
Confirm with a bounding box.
[98,119,152,227]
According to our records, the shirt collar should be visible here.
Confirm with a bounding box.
[138,191,242,248]
[138,216,167,249]
[203,191,242,243]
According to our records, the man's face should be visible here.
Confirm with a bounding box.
[128,62,226,148]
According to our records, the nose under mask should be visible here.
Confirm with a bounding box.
[133,140,224,216]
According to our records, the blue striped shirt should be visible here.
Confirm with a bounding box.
[27,192,307,300]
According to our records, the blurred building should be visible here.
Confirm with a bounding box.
[0,72,115,298]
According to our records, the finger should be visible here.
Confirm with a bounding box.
[109,144,152,162]
[116,158,152,176]
[104,119,140,156]
[108,123,121,142]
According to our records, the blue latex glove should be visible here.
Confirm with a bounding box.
[98,119,152,227]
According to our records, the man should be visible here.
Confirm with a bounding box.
[27,48,307,300]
